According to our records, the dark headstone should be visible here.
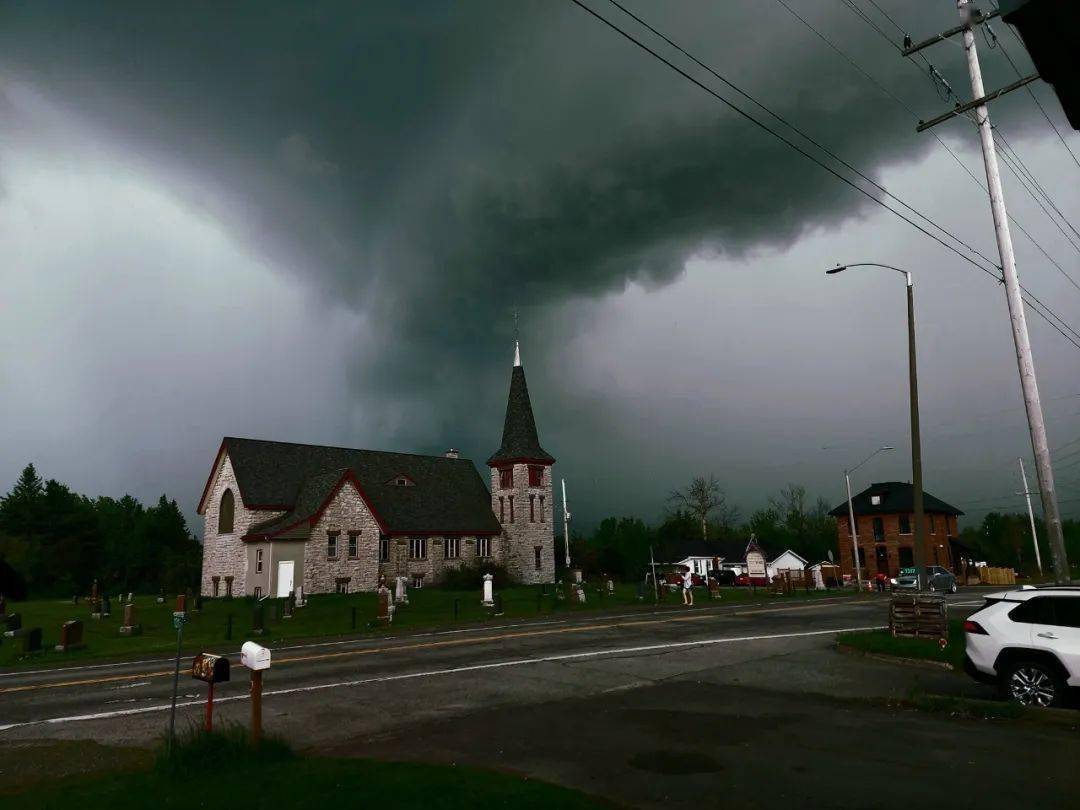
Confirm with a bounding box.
[252,605,266,636]
[102,596,111,617]
[22,627,42,653]
[56,619,86,652]
[282,597,293,619]
[5,612,22,634]
[194,595,204,613]
[120,603,142,636]
[175,593,188,616]
[377,587,392,625]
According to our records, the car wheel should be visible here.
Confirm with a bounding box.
[950,582,958,594]
[928,581,936,592]
[1005,660,1064,708]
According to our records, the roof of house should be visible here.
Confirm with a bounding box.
[828,482,964,518]
[199,437,503,540]
[487,363,555,466]
[667,539,764,564]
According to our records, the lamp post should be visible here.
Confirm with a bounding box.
[828,263,927,591]
[844,446,894,593]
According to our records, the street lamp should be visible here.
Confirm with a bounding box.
[844,445,894,593]
[828,262,927,591]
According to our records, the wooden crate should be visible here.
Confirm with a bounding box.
[889,593,948,640]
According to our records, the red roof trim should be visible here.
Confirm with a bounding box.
[486,456,556,468]
[196,440,229,515]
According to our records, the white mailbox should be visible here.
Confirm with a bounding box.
[241,641,271,671]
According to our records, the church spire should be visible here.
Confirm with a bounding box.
[488,340,554,467]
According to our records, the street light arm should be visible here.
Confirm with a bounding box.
[828,263,911,286]
[849,445,895,474]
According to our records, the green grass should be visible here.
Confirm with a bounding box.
[0,727,607,809]
[898,690,1023,721]
[0,583,852,669]
[838,619,967,669]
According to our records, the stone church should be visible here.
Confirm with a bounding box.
[197,343,556,597]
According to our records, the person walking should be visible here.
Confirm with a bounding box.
[682,568,694,607]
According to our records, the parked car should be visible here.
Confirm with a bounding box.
[963,586,1080,707]
[709,569,737,586]
[890,566,957,593]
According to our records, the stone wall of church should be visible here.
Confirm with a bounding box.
[490,462,555,584]
[305,481,384,594]
[200,453,285,597]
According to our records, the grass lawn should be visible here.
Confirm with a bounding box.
[838,619,967,669]
[0,731,607,809]
[0,583,853,669]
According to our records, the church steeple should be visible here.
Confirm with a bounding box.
[488,340,554,466]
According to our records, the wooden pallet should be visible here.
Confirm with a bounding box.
[889,593,948,640]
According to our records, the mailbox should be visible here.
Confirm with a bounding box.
[191,652,230,684]
[241,641,271,671]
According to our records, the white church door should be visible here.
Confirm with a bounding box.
[276,560,294,598]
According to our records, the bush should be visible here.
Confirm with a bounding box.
[156,723,293,774]
[439,560,514,591]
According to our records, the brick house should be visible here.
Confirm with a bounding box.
[197,342,556,596]
[829,482,963,579]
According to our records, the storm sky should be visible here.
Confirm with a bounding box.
[1,1,1078,535]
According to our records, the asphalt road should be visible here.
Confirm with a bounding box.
[5,591,1074,808]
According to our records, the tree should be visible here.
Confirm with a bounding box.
[668,475,729,541]
[0,463,45,537]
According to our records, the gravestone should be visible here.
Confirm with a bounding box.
[295,585,306,608]
[555,580,565,601]
[377,586,393,625]
[21,627,43,654]
[252,605,266,636]
[72,594,80,605]
[119,602,142,636]
[606,578,615,595]
[394,577,408,607]
[156,588,166,604]
[194,595,204,613]
[127,592,134,604]
[56,619,86,652]
[481,573,494,606]
[572,569,583,584]
[175,593,188,617]
[90,579,103,619]
[4,612,23,636]
[574,584,587,604]
[282,596,294,619]
[101,595,111,617]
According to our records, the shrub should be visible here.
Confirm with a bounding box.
[440,560,514,590]
[156,723,293,774]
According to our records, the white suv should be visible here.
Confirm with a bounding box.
[964,587,1080,707]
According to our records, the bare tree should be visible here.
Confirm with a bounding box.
[668,475,727,541]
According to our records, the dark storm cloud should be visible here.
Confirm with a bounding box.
[2,1,1073,523]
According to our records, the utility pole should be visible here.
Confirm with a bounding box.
[1018,457,1043,577]
[561,478,572,569]
[905,1,1070,583]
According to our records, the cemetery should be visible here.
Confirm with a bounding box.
[0,578,850,669]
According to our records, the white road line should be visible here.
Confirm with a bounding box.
[0,625,883,733]
[0,597,858,680]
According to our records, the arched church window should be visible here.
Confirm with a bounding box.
[218,489,235,534]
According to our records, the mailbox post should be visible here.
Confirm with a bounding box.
[167,611,188,757]
[241,641,271,745]
[191,653,230,733]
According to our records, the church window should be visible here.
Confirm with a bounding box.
[534,547,542,570]
[379,535,389,562]
[499,496,505,523]
[445,536,460,559]
[412,573,424,589]
[348,531,359,559]
[499,467,513,488]
[528,466,543,487]
[327,531,339,558]
[409,537,427,560]
[477,536,491,558]
[509,496,515,523]
[218,489,235,534]
[529,494,536,522]
[212,576,220,597]
[540,495,545,522]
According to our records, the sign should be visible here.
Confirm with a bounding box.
[241,641,271,671]
[746,551,767,579]
[191,652,231,684]
[172,611,188,631]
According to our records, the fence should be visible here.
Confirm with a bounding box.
[977,567,1016,586]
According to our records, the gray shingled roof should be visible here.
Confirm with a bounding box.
[828,482,964,518]
[487,365,555,466]
[221,438,503,538]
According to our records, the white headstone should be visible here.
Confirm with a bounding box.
[573,569,583,583]
[812,568,825,590]
[575,584,586,604]
[395,576,409,605]
[295,585,306,607]
[482,573,494,606]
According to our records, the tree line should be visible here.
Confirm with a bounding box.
[0,463,201,600]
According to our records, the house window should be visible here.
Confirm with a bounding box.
[218,489,235,534]
[327,531,339,559]
[379,535,389,562]
[528,466,543,487]
[529,494,536,522]
[929,514,936,534]
[898,547,914,567]
[872,518,884,541]
[253,586,262,599]
[856,547,866,568]
[898,515,911,535]
[348,532,359,559]
[477,536,491,558]
[499,496,505,523]
[445,536,461,559]
[534,546,542,570]
[509,496,515,523]
[499,467,513,489]
[256,548,264,574]
[211,576,220,597]
[335,577,350,594]
[412,574,424,589]
[409,537,427,560]
[540,495,545,522]
[870,495,881,506]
